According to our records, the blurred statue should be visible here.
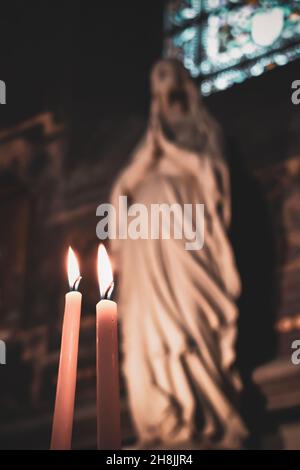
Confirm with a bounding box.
[110,59,248,448]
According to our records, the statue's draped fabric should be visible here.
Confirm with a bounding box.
[110,60,248,448]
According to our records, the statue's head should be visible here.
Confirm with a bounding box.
[149,59,221,158]
[151,59,188,95]
[150,59,196,115]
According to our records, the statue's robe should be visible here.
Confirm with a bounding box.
[110,135,248,448]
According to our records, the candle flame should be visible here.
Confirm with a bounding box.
[97,244,114,299]
[67,246,81,291]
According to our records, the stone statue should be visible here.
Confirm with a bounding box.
[110,59,248,448]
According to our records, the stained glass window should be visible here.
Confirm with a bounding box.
[164,1,300,95]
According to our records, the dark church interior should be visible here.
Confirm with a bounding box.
[0,0,300,451]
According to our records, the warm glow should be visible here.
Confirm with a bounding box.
[67,246,81,290]
[97,244,114,299]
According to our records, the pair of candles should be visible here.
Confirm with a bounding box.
[50,244,121,450]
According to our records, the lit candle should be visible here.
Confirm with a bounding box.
[51,247,82,450]
[96,244,121,450]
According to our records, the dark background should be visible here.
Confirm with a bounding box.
[0,1,162,126]
[0,0,299,449]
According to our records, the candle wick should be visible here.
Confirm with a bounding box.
[102,281,114,300]
[71,275,82,291]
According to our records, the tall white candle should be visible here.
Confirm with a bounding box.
[96,244,121,450]
[51,247,82,450]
